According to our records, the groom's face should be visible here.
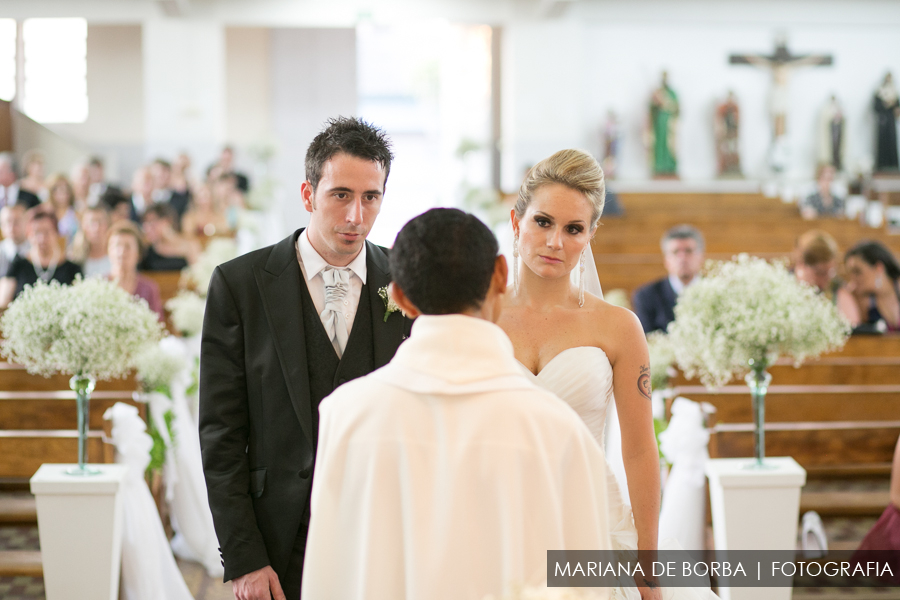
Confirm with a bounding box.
[302,152,385,267]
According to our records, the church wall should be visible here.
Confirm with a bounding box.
[503,5,900,186]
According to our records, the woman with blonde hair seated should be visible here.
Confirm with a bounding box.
[794,229,860,326]
[68,206,112,278]
[107,220,163,321]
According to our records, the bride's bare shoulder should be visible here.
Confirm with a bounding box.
[583,293,644,338]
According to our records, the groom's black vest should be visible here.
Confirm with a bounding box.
[299,277,375,438]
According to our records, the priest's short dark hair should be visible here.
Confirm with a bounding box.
[391,208,498,315]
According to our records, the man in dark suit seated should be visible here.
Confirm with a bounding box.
[0,153,40,210]
[632,224,705,333]
[199,117,412,600]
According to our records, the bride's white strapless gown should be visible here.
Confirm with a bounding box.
[521,346,720,600]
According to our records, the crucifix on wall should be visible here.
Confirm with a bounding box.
[730,36,832,150]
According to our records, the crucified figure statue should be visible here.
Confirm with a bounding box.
[730,36,832,139]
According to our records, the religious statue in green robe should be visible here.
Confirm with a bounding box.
[649,71,679,177]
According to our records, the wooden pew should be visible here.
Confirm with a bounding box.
[0,368,143,482]
[669,334,900,477]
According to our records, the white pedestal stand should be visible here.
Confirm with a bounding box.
[30,464,128,600]
[705,457,806,600]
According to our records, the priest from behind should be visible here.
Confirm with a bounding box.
[302,208,612,600]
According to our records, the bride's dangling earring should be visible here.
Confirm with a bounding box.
[513,234,520,295]
[578,247,586,308]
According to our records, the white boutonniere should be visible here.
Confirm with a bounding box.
[378,285,401,322]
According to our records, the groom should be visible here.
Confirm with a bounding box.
[302,209,612,599]
[199,117,412,600]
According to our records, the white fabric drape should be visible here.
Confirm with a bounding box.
[658,397,711,550]
[103,403,194,600]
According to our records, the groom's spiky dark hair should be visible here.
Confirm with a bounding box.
[391,208,498,315]
[305,116,394,190]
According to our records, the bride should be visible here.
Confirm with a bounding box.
[498,149,714,600]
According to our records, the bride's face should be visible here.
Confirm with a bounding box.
[514,183,595,281]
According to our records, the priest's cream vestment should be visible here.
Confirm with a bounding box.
[301,314,612,600]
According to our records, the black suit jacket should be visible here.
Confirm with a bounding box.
[199,229,411,582]
[632,276,678,334]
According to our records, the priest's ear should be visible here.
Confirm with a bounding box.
[389,282,421,319]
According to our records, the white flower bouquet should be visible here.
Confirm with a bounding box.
[668,254,850,389]
[0,277,165,380]
[182,238,238,297]
[647,331,677,392]
[135,342,188,395]
[165,290,206,337]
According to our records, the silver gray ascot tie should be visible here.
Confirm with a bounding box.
[321,267,351,357]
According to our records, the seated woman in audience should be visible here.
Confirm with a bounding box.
[213,172,246,230]
[845,240,900,332]
[794,230,860,326]
[851,433,900,582]
[68,206,112,278]
[0,209,82,308]
[19,150,47,201]
[139,203,199,271]
[800,164,845,220]
[46,174,80,241]
[181,184,231,240]
[107,220,164,320]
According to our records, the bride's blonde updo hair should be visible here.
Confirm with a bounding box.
[514,149,606,230]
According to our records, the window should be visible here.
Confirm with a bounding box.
[0,19,15,102]
[22,18,88,123]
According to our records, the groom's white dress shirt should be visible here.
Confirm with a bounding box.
[302,314,612,600]
[296,228,366,353]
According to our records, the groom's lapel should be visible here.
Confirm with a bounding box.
[366,241,406,368]
[254,229,314,446]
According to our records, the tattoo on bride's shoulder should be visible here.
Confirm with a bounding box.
[637,364,651,400]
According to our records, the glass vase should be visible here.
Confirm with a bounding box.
[67,374,100,476]
[744,360,773,468]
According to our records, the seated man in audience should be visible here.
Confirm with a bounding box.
[302,208,611,600]
[0,153,40,210]
[0,204,29,277]
[800,164,845,220]
[0,209,82,308]
[633,224,705,333]
[150,158,191,219]
[129,167,155,220]
[139,203,199,271]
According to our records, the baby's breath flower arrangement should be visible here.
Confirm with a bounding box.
[668,254,850,464]
[165,290,206,337]
[135,342,188,475]
[647,331,677,392]
[0,278,164,473]
[182,238,238,296]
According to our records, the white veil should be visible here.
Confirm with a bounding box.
[573,246,604,300]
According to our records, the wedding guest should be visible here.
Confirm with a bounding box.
[102,189,137,224]
[0,209,82,308]
[793,230,860,326]
[0,204,29,277]
[129,167,155,220]
[181,184,230,240]
[85,156,121,208]
[800,164,845,220]
[0,153,40,210]
[46,174,80,242]
[213,172,246,230]
[107,220,163,320]
[850,433,900,584]
[215,145,250,193]
[151,158,190,219]
[69,162,91,212]
[19,150,48,201]
[845,240,900,332]
[199,117,410,600]
[633,224,705,333]
[171,152,196,197]
[302,208,612,599]
[68,206,112,278]
[139,203,199,271]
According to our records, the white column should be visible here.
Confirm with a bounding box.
[30,464,128,600]
[705,457,806,600]
[142,18,226,168]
